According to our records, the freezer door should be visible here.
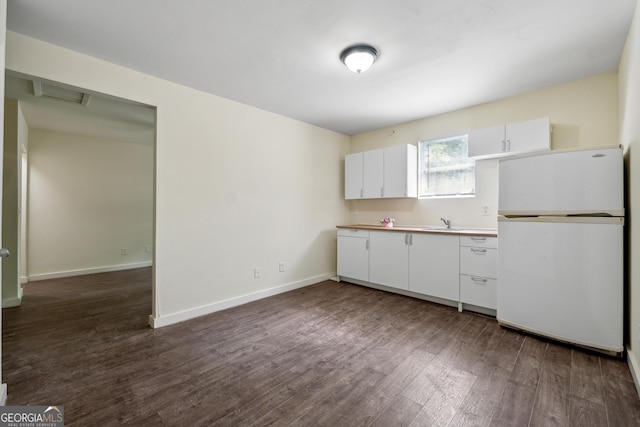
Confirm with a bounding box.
[497,218,623,353]
[498,147,623,216]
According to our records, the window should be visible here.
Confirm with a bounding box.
[418,134,475,197]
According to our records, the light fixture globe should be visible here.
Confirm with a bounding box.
[340,44,378,74]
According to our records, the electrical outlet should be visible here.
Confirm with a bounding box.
[121,248,128,255]
[482,205,490,216]
[279,262,285,272]
[254,267,261,278]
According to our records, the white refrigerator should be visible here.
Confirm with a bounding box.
[497,146,624,355]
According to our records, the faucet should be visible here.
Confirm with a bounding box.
[440,217,452,229]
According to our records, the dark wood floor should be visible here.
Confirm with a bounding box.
[3,268,640,426]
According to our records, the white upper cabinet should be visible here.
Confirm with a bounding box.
[344,144,417,200]
[383,144,417,198]
[468,125,504,158]
[468,117,550,160]
[345,150,382,199]
[344,153,364,199]
[363,149,384,199]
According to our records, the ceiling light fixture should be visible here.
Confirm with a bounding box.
[340,44,378,74]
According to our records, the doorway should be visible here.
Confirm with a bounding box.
[3,72,156,322]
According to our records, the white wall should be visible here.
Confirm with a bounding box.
[349,73,619,229]
[619,0,640,392]
[27,129,153,279]
[5,32,351,326]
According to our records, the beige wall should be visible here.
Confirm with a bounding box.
[5,32,351,326]
[619,0,640,389]
[27,129,154,279]
[349,72,619,228]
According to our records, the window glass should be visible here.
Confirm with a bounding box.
[418,134,475,197]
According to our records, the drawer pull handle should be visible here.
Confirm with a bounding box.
[471,277,488,285]
[471,236,487,242]
[471,248,487,254]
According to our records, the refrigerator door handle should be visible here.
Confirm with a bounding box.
[471,277,488,285]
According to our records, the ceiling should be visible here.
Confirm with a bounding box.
[5,0,638,137]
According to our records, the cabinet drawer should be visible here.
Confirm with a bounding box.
[460,274,497,309]
[337,228,369,238]
[460,235,497,248]
[460,246,497,278]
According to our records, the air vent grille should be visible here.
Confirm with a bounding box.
[33,81,91,105]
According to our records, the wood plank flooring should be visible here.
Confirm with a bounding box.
[3,268,640,426]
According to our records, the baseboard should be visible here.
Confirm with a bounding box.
[2,295,22,308]
[627,345,640,398]
[20,276,28,284]
[338,277,459,311]
[149,273,333,329]
[0,383,6,405]
[28,261,153,282]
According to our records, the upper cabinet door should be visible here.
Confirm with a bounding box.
[383,144,417,198]
[469,117,550,160]
[505,117,550,156]
[344,152,363,200]
[468,125,505,159]
[362,149,384,199]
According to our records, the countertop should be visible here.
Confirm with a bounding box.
[337,224,497,237]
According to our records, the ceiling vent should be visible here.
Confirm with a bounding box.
[33,80,91,106]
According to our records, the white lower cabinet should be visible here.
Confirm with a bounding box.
[337,228,497,314]
[337,229,370,282]
[459,236,498,310]
[369,231,409,290]
[369,231,460,299]
[409,233,460,301]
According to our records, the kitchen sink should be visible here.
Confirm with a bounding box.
[419,226,465,231]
